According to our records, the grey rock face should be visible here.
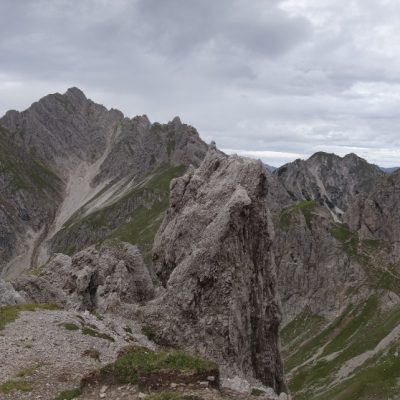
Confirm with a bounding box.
[0,87,121,174]
[0,279,25,306]
[146,149,286,393]
[274,204,368,323]
[14,240,155,312]
[93,115,206,185]
[0,124,63,272]
[275,152,384,215]
[345,170,400,243]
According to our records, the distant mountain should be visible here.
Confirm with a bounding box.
[274,151,384,215]
[264,163,277,172]
[380,166,399,173]
[0,88,208,277]
[270,152,400,399]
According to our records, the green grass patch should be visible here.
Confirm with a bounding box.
[0,303,60,331]
[141,324,156,341]
[81,326,114,342]
[99,346,217,385]
[330,223,368,265]
[54,388,82,400]
[110,198,169,264]
[62,322,80,331]
[0,379,32,394]
[331,223,354,243]
[376,264,400,293]
[251,388,266,396]
[321,297,378,357]
[279,200,318,229]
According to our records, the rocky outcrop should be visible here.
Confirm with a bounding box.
[275,152,384,216]
[145,149,287,394]
[14,240,155,312]
[0,279,25,306]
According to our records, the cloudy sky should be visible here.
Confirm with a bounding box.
[1,0,399,167]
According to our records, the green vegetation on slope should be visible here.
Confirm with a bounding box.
[53,164,187,263]
[279,200,318,229]
[0,379,32,394]
[284,298,400,400]
[0,303,60,330]
[284,304,354,373]
[314,346,400,400]
[281,308,326,356]
[330,223,399,294]
[54,388,82,400]
[61,320,114,341]
[16,363,44,378]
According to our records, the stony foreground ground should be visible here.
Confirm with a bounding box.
[0,309,277,400]
[0,309,151,400]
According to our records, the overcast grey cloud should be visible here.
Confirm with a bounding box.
[0,0,399,166]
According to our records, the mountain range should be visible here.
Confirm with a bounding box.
[1,88,400,400]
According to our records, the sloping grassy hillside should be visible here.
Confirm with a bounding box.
[283,297,400,400]
[51,165,186,263]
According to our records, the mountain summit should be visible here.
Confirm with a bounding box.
[0,88,208,277]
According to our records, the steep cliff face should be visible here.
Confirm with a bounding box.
[345,170,400,251]
[275,152,384,216]
[0,125,63,275]
[145,149,287,394]
[274,202,368,324]
[0,88,207,276]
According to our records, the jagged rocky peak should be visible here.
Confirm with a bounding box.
[275,151,384,214]
[0,87,120,172]
[64,86,87,102]
[0,88,209,277]
[170,115,182,126]
[145,148,287,394]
